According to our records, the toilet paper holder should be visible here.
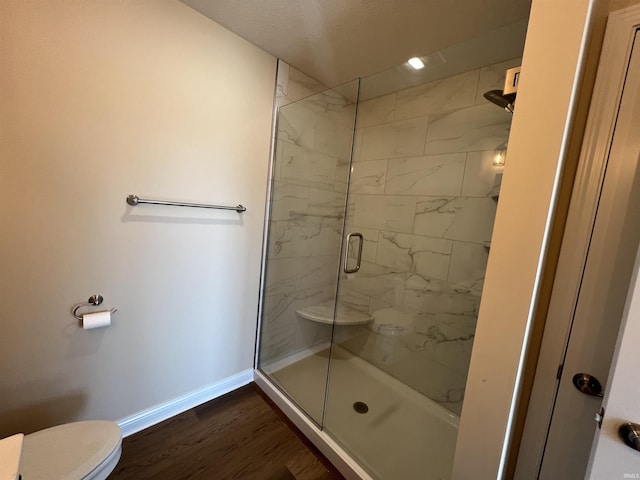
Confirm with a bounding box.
[72,294,117,321]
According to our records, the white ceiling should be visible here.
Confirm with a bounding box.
[182,0,532,87]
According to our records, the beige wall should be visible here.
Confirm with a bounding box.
[452,0,594,477]
[0,0,276,436]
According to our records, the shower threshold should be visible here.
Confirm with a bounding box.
[256,346,459,480]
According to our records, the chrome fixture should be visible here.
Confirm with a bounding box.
[72,294,117,321]
[344,233,364,274]
[483,90,515,113]
[126,194,246,212]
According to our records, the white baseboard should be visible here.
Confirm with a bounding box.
[117,369,254,437]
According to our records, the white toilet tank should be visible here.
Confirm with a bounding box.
[20,421,122,480]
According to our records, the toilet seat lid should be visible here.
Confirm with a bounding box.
[20,421,121,480]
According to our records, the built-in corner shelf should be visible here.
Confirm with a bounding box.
[296,302,373,325]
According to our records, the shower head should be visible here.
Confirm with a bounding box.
[483,90,516,113]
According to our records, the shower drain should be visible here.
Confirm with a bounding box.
[353,401,369,414]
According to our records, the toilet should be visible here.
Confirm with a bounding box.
[19,421,122,480]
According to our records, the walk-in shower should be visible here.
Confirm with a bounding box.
[255,24,526,479]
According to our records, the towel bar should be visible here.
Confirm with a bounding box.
[126,195,246,212]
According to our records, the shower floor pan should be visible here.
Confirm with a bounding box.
[262,345,459,480]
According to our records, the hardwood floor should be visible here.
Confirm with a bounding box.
[110,384,345,480]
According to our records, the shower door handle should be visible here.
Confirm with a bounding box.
[344,233,363,274]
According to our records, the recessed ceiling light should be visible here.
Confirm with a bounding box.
[407,57,425,70]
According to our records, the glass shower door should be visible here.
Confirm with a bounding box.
[257,79,359,425]
[323,58,515,479]
[258,47,519,479]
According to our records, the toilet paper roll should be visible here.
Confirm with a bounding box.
[82,311,111,330]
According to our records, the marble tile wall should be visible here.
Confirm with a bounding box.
[338,57,520,415]
[275,60,328,109]
[259,64,358,365]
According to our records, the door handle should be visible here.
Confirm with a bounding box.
[619,422,640,451]
[572,373,604,397]
[344,232,363,274]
